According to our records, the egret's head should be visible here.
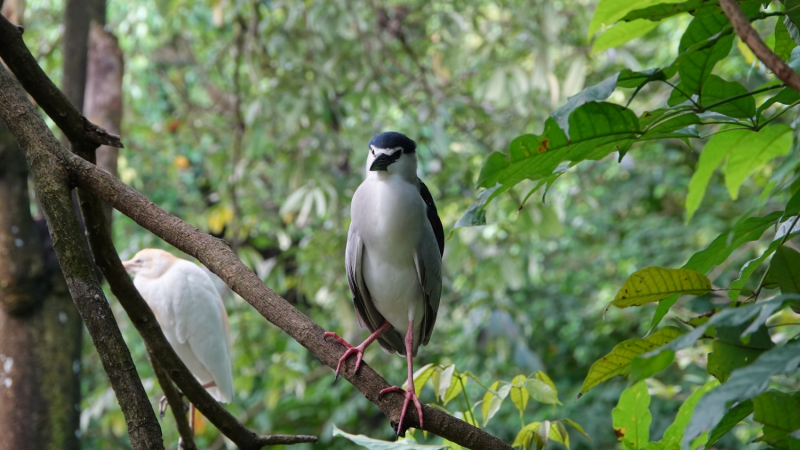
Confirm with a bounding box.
[366,132,417,181]
[122,248,178,278]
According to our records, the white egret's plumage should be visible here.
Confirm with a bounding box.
[123,249,234,403]
[326,131,443,435]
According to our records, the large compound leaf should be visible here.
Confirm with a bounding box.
[580,327,684,395]
[612,380,651,450]
[611,267,710,308]
[477,102,639,192]
[650,211,783,330]
[683,341,800,448]
[765,246,800,293]
[723,124,793,200]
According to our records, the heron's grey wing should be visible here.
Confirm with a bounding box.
[416,179,444,347]
[346,225,404,353]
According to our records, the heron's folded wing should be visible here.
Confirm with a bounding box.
[416,179,444,346]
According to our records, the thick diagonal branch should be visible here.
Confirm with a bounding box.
[719,0,800,93]
[0,63,164,450]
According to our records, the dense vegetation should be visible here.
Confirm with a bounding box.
[10,0,800,448]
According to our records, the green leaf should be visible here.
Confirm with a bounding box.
[513,421,542,448]
[481,381,511,427]
[659,380,719,450]
[757,87,800,119]
[622,0,761,22]
[683,340,800,448]
[650,211,784,330]
[443,373,468,406]
[588,0,681,37]
[728,237,784,300]
[526,378,561,405]
[685,128,744,221]
[678,12,734,94]
[564,418,591,442]
[667,83,692,106]
[765,246,800,294]
[510,375,529,412]
[534,371,561,404]
[612,380,652,450]
[477,103,639,194]
[436,364,456,402]
[706,399,754,446]
[580,326,685,395]
[592,20,659,54]
[618,68,674,89]
[611,267,711,308]
[700,75,755,118]
[775,20,797,61]
[551,74,621,137]
[331,424,448,449]
[550,421,570,449]
[723,124,793,200]
[707,340,765,383]
[630,348,677,382]
[645,113,700,134]
[753,390,800,433]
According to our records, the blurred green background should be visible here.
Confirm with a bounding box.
[17,0,790,448]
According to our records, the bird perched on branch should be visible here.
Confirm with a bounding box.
[325,132,444,436]
[123,249,234,431]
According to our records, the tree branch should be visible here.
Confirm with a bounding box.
[149,353,197,450]
[0,15,122,148]
[0,13,513,450]
[719,0,800,93]
[0,63,164,450]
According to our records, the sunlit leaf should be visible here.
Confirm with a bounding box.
[436,364,456,402]
[443,373,468,406]
[611,267,710,308]
[534,371,560,404]
[588,0,681,37]
[612,380,651,450]
[526,378,560,405]
[591,20,659,55]
[481,382,511,427]
[549,421,570,449]
[510,375,529,412]
[513,421,542,448]
[403,363,435,394]
[580,327,684,395]
[685,129,744,222]
[723,124,793,200]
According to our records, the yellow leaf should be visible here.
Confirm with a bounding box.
[208,204,234,234]
[611,267,711,308]
[580,326,685,395]
[510,374,529,412]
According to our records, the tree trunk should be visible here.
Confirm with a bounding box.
[0,122,83,450]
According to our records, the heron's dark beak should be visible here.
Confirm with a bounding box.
[369,152,399,171]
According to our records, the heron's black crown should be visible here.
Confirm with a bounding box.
[369,132,417,154]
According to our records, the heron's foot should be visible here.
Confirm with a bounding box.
[323,332,368,382]
[379,385,423,437]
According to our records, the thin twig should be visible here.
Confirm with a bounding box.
[150,353,197,450]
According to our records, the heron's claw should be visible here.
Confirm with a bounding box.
[324,332,367,382]
[379,385,423,437]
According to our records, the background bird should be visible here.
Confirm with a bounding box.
[123,248,234,433]
[324,131,444,436]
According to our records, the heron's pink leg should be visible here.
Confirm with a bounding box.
[378,320,423,436]
[324,320,392,382]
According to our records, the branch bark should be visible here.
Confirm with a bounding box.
[149,354,197,450]
[0,13,514,450]
[0,64,165,450]
[719,0,800,93]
